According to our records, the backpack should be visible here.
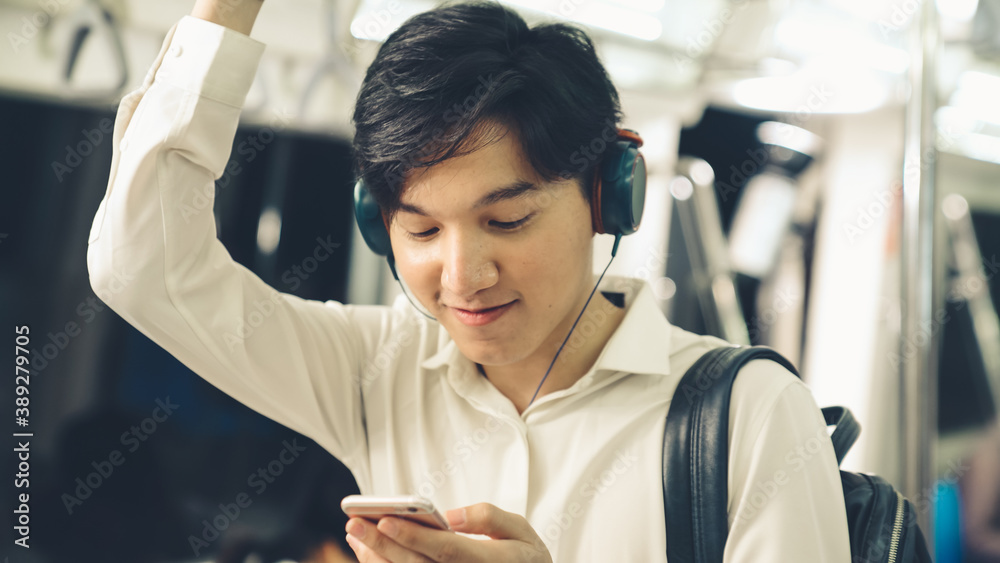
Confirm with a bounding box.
[662,345,933,563]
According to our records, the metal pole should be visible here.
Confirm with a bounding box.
[672,157,750,345]
[899,0,939,546]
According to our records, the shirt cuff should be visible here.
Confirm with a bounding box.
[153,15,266,108]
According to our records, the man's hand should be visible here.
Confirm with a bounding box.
[191,0,265,36]
[345,502,553,562]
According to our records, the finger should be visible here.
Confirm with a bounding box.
[347,517,434,563]
[447,503,534,541]
[377,516,476,562]
[345,532,391,563]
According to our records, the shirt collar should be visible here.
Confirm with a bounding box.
[419,275,672,379]
[588,275,673,378]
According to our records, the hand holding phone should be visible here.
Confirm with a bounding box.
[341,495,452,531]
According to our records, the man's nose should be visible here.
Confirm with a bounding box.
[441,232,498,299]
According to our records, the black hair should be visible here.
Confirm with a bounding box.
[351,0,623,224]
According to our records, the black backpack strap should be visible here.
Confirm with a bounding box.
[662,345,798,563]
[821,406,861,465]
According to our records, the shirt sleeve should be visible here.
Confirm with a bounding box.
[723,359,852,562]
[86,16,378,480]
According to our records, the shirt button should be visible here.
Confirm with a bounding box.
[169,45,183,57]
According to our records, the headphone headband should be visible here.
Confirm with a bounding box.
[616,128,643,148]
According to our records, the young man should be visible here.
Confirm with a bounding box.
[87,0,852,561]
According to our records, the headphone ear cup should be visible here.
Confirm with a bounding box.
[353,179,393,257]
[595,130,646,237]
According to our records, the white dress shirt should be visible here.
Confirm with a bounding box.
[86,15,851,562]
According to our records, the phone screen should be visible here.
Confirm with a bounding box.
[341,495,451,531]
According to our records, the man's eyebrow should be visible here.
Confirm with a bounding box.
[475,180,542,209]
[397,180,541,217]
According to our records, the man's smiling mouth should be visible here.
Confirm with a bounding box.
[449,301,517,326]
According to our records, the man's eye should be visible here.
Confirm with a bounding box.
[406,227,438,240]
[492,215,532,230]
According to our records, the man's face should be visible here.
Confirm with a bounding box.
[388,122,596,368]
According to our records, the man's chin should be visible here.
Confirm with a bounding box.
[453,339,523,368]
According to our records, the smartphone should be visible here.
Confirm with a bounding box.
[341,495,452,531]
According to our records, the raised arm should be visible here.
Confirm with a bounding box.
[191,0,264,36]
[86,8,387,485]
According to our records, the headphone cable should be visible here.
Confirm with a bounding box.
[526,233,621,408]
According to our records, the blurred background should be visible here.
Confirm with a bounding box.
[1,0,999,561]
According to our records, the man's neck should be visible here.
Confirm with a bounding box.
[480,291,627,414]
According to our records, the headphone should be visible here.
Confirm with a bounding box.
[353,128,647,281]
